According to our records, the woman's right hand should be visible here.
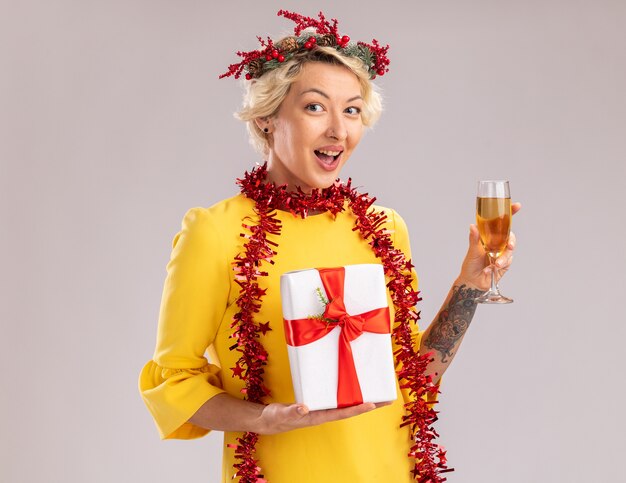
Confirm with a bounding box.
[189,393,389,435]
[257,401,389,435]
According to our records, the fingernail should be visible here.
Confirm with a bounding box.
[296,406,307,415]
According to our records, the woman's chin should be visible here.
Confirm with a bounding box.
[314,162,346,188]
[309,173,342,191]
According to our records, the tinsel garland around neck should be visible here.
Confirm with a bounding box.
[227,163,452,482]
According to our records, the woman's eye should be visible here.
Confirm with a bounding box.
[345,106,362,115]
[306,103,324,112]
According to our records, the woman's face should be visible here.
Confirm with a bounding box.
[263,62,364,192]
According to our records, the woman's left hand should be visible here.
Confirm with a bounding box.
[457,202,521,291]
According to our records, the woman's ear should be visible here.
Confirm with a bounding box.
[254,117,272,134]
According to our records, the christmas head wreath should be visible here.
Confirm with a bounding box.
[219,9,390,80]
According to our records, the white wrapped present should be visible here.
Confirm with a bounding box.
[280,264,397,410]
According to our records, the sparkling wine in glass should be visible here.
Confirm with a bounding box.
[475,180,513,304]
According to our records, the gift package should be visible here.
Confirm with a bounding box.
[280,264,397,410]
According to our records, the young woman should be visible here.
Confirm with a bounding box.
[139,11,518,483]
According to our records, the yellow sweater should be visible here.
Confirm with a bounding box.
[139,193,426,483]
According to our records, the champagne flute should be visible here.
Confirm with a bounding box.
[475,180,513,304]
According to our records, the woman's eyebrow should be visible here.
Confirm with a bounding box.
[300,88,363,103]
[300,88,329,99]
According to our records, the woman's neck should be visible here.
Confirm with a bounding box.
[265,156,321,194]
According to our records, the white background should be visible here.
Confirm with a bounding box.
[1,1,625,482]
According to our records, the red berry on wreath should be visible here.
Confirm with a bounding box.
[265,54,272,61]
[341,35,350,44]
[304,42,312,49]
[271,49,279,58]
[245,73,252,80]
[377,68,385,76]
[277,54,285,62]
[308,36,316,43]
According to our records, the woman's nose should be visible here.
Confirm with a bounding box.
[326,112,347,141]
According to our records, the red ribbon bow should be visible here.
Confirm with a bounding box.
[284,267,391,408]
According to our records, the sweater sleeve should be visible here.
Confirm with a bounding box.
[139,207,231,440]
[389,209,440,405]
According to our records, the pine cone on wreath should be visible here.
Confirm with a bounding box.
[246,58,264,77]
[276,36,299,53]
[317,34,338,47]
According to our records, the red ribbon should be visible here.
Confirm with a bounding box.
[283,267,391,408]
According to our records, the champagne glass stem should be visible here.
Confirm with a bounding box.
[488,255,498,294]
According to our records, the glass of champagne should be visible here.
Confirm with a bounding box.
[475,180,513,304]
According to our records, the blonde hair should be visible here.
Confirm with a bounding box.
[236,45,383,155]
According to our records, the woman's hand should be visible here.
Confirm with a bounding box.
[257,401,390,435]
[189,392,390,435]
[457,202,521,291]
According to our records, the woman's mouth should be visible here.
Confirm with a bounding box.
[314,149,343,171]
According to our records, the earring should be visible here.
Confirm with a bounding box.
[263,127,269,133]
